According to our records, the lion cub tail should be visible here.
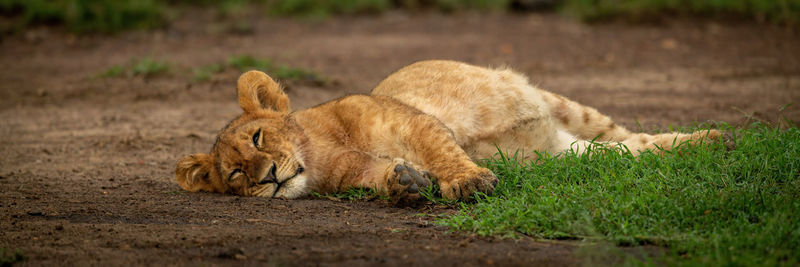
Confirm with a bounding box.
[539,90,722,155]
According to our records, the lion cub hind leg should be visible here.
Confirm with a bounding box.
[437,167,498,201]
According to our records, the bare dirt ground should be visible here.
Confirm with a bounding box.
[1,10,799,266]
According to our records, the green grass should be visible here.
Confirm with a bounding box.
[0,0,167,33]
[263,0,510,17]
[312,187,385,201]
[191,55,326,84]
[262,0,800,23]
[227,55,274,72]
[0,248,25,266]
[131,58,170,77]
[101,65,125,78]
[265,0,391,17]
[432,122,800,265]
[191,63,225,82]
[100,55,324,84]
[562,0,800,25]
[101,57,170,78]
[421,0,511,13]
[2,0,797,34]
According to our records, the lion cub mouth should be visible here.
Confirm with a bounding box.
[267,165,304,198]
[252,155,306,198]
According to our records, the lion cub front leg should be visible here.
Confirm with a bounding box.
[320,151,431,202]
[395,115,499,201]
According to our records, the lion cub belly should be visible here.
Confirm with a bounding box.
[372,60,558,160]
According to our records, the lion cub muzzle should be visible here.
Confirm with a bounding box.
[252,155,305,197]
[274,155,304,183]
[258,163,278,185]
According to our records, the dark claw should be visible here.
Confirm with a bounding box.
[399,173,412,185]
[394,164,406,173]
[407,183,419,194]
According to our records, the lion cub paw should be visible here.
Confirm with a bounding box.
[440,168,498,201]
[386,159,432,200]
[687,129,728,148]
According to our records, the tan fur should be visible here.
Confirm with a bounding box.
[372,60,721,159]
[176,60,720,201]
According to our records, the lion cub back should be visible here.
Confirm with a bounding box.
[372,60,552,150]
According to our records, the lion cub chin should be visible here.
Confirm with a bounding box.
[176,60,721,202]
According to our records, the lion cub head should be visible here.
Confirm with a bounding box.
[175,71,308,198]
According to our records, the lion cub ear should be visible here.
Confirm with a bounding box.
[175,153,219,193]
[237,70,290,113]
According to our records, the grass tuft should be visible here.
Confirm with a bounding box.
[227,54,273,71]
[101,65,125,78]
[191,63,225,82]
[100,57,170,78]
[131,57,170,77]
[561,0,800,25]
[3,0,797,34]
[191,55,326,84]
[0,248,25,266]
[265,0,391,17]
[0,0,167,33]
[312,187,385,201]
[434,123,800,265]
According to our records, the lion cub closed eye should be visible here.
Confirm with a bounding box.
[176,60,721,202]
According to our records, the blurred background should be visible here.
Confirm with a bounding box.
[2,0,798,181]
[2,0,799,33]
[1,0,798,125]
[1,1,799,265]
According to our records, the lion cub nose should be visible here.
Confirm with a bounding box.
[258,163,277,184]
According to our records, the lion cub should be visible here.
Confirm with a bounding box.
[176,60,720,201]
